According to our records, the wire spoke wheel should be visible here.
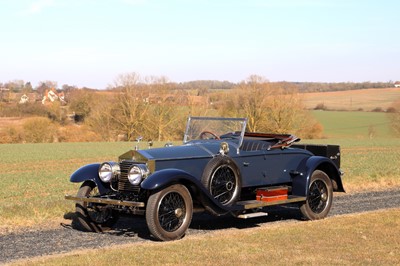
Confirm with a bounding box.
[158,192,186,232]
[300,170,333,220]
[146,184,193,241]
[202,156,241,207]
[308,180,329,214]
[210,165,237,204]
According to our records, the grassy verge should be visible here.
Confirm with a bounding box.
[10,209,400,266]
[1,139,399,233]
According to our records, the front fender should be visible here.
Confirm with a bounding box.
[70,163,110,194]
[141,168,204,191]
[292,156,344,197]
[141,168,232,215]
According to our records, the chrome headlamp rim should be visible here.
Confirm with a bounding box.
[127,164,150,185]
[98,162,120,183]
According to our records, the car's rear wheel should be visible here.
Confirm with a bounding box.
[146,184,193,241]
[72,181,119,232]
[202,156,241,206]
[300,170,333,220]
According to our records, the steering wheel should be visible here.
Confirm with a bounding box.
[199,131,220,140]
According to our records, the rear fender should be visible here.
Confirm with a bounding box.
[292,156,345,197]
[70,163,110,194]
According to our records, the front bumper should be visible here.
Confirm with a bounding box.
[65,195,145,207]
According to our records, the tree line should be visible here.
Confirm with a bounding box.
[1,79,396,95]
[1,73,399,144]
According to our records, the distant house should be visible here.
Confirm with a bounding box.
[395,81,400,88]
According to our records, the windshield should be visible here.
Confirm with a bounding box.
[183,117,247,144]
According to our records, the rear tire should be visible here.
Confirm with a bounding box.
[72,181,119,232]
[300,170,333,220]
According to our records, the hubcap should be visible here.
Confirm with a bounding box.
[321,193,327,201]
[226,181,234,191]
[175,208,183,218]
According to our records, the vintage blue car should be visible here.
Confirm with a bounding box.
[65,117,345,241]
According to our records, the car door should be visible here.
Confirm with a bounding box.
[236,149,308,187]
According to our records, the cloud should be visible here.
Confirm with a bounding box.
[20,0,56,15]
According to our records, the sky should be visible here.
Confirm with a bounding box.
[0,0,399,89]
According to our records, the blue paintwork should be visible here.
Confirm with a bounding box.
[138,141,332,192]
[70,163,110,194]
[135,140,339,195]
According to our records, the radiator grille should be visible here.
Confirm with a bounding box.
[118,160,141,193]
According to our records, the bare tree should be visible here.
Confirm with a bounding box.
[86,93,118,141]
[110,72,150,141]
[145,76,186,141]
[228,75,271,132]
[264,87,303,133]
[36,81,58,96]
[222,75,322,138]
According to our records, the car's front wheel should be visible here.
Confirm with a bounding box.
[300,170,333,220]
[146,184,193,241]
[72,181,119,232]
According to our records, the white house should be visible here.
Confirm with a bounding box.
[395,81,400,88]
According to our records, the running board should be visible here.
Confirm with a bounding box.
[236,196,306,210]
[237,212,268,219]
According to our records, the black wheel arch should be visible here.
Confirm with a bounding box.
[70,163,111,194]
[316,161,345,192]
[292,156,345,197]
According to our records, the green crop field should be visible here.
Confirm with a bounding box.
[0,141,171,231]
[311,110,393,138]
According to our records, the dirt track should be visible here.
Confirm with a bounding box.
[1,188,399,264]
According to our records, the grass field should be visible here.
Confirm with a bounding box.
[311,110,393,138]
[0,142,139,232]
[302,87,400,111]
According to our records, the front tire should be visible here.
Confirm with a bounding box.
[72,181,119,232]
[300,170,333,220]
[146,184,193,241]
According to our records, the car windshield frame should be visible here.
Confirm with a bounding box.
[183,116,247,147]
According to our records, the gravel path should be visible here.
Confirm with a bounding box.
[1,188,399,264]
